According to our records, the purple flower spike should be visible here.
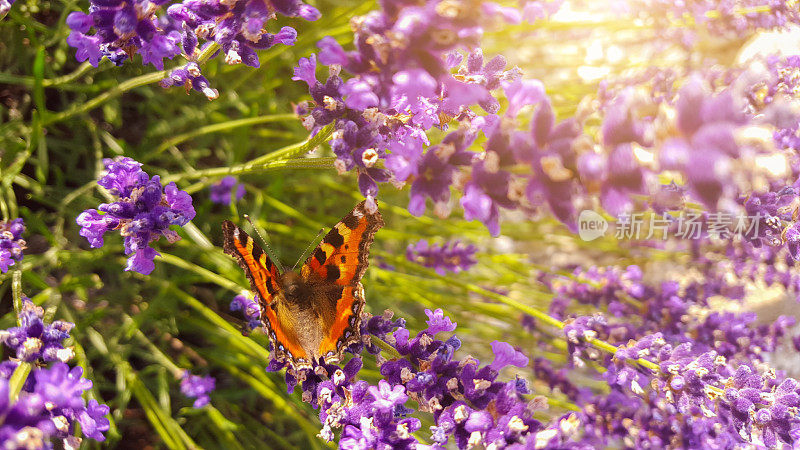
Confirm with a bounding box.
[180,370,216,408]
[77,156,195,275]
[266,307,546,449]
[289,0,561,221]
[0,362,109,445]
[67,0,319,97]
[0,297,75,363]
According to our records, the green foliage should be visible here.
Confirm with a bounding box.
[0,0,756,447]
[0,0,583,447]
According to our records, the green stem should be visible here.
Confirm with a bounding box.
[161,123,335,183]
[42,70,168,126]
[370,335,403,360]
[170,287,272,363]
[195,42,221,65]
[159,252,241,292]
[124,314,184,378]
[382,254,662,372]
[147,114,297,160]
[163,157,336,183]
[11,270,23,325]
[48,61,96,87]
[86,326,197,449]
[542,395,582,412]
[250,123,336,165]
[57,305,121,440]
[8,362,32,404]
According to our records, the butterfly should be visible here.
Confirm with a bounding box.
[222,201,384,369]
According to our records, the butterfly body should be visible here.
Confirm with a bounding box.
[222,201,383,369]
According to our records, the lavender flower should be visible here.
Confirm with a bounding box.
[160,62,219,100]
[0,364,109,447]
[76,156,196,275]
[406,239,478,275]
[651,345,800,447]
[291,0,533,208]
[658,78,748,210]
[0,297,75,363]
[166,1,305,69]
[407,130,477,218]
[67,0,315,97]
[34,362,94,412]
[0,218,25,273]
[209,176,245,205]
[265,309,542,448]
[0,297,110,446]
[180,370,215,408]
[66,4,181,69]
[525,255,800,448]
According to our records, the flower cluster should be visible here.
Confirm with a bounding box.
[400,49,800,243]
[545,263,793,360]
[209,176,245,206]
[405,239,477,275]
[723,242,800,291]
[0,298,74,363]
[288,2,797,241]
[651,345,800,448]
[266,309,539,449]
[625,0,800,45]
[66,1,181,69]
[567,334,800,448]
[67,0,317,98]
[180,370,216,408]
[523,256,800,447]
[77,156,196,275]
[289,4,789,239]
[0,365,110,447]
[291,0,555,211]
[0,218,25,273]
[555,62,800,258]
[0,298,110,447]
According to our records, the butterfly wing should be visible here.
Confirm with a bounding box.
[300,201,384,363]
[221,220,309,364]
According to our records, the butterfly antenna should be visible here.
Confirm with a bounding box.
[244,214,285,273]
[292,228,325,271]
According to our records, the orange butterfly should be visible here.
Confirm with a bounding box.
[222,201,384,369]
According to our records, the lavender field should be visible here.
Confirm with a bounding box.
[1,0,800,448]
